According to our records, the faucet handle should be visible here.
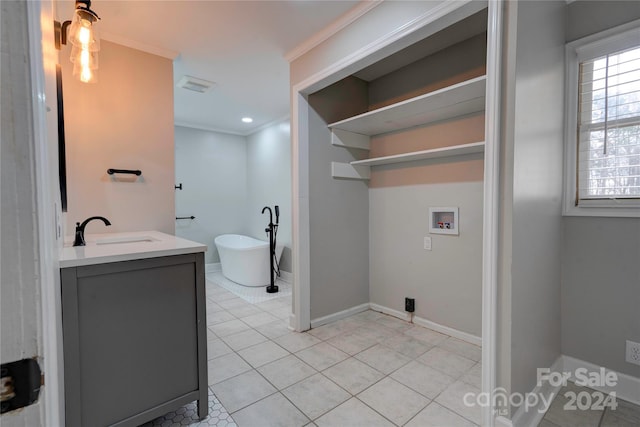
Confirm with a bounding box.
[73,223,85,247]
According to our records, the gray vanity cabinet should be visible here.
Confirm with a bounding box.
[61,253,208,427]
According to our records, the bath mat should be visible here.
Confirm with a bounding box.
[206,271,292,304]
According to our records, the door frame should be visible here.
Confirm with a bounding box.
[289,2,502,426]
[27,0,66,425]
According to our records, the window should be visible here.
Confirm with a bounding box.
[564,23,640,217]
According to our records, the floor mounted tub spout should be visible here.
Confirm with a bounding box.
[262,206,279,293]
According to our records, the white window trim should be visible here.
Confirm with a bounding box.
[563,19,640,218]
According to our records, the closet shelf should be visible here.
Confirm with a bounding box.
[331,141,485,180]
[328,75,486,136]
[351,141,485,167]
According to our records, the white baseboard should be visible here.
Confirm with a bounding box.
[561,355,640,406]
[369,303,481,346]
[205,263,221,274]
[413,315,482,347]
[309,302,481,347]
[310,303,370,328]
[493,355,640,427]
[510,355,563,427]
[369,303,412,322]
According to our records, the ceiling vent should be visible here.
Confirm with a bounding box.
[177,76,216,93]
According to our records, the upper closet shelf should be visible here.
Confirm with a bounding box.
[328,75,487,136]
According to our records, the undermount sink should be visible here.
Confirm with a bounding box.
[95,235,159,245]
[60,230,208,268]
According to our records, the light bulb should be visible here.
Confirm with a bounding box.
[73,61,98,83]
[68,10,100,51]
[67,3,100,83]
[80,49,89,67]
[80,66,92,83]
[78,25,91,46]
[70,46,98,69]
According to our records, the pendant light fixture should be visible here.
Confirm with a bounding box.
[55,0,101,84]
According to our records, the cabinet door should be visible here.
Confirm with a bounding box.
[62,255,199,427]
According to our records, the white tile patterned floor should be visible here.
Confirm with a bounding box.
[141,389,236,427]
[208,272,291,304]
[143,278,485,426]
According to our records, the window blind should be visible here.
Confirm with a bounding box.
[577,45,640,202]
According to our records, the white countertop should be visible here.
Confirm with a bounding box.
[59,230,207,268]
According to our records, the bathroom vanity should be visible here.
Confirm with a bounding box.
[59,231,208,427]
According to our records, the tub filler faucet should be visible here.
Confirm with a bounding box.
[262,205,280,293]
[73,216,111,246]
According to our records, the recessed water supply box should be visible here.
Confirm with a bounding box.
[429,207,459,235]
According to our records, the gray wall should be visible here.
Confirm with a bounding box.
[499,0,565,411]
[290,1,490,325]
[369,180,484,336]
[302,15,488,330]
[561,217,640,378]
[366,38,486,337]
[308,78,370,320]
[246,121,293,272]
[175,123,294,271]
[367,32,486,110]
[174,126,248,264]
[561,0,640,379]
[566,0,640,42]
[1,0,44,424]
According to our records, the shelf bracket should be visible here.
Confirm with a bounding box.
[331,162,370,180]
[331,129,370,150]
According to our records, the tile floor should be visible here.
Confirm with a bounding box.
[142,389,235,427]
[209,271,291,304]
[146,276,640,427]
[146,276,481,427]
[207,278,482,426]
[538,381,640,427]
[146,276,483,427]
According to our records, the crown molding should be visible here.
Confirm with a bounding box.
[174,121,245,136]
[246,114,290,137]
[284,0,383,63]
[175,115,290,138]
[101,32,180,60]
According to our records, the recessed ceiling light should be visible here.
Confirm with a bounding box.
[242,117,253,123]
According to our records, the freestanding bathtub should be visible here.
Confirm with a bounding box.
[214,234,284,287]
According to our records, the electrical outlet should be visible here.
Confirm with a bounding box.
[405,297,415,313]
[626,340,640,366]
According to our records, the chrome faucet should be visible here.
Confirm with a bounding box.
[73,216,111,246]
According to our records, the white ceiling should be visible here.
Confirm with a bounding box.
[56,0,362,135]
